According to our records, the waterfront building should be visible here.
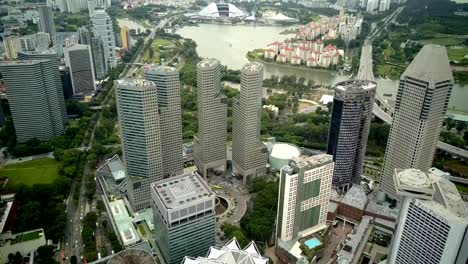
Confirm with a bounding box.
[232,62,268,184]
[121,26,132,51]
[115,79,164,211]
[388,168,468,264]
[38,6,56,44]
[91,9,116,70]
[276,154,334,263]
[151,173,215,264]
[3,36,21,60]
[0,60,65,142]
[326,80,376,189]
[380,45,453,200]
[64,44,96,95]
[144,66,184,177]
[193,59,227,177]
[182,238,268,264]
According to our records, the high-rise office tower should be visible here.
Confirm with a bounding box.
[38,6,56,45]
[380,45,453,200]
[87,0,96,16]
[3,36,21,60]
[59,66,74,99]
[90,37,107,80]
[0,60,65,142]
[17,50,66,118]
[115,79,164,211]
[379,0,391,12]
[78,27,107,80]
[64,44,96,96]
[276,154,334,242]
[232,62,268,184]
[193,59,227,177]
[151,173,215,264]
[91,9,116,70]
[326,80,376,189]
[388,168,468,264]
[144,66,184,177]
[120,26,131,51]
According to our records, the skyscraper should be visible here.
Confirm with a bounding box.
[91,9,116,70]
[0,60,65,142]
[276,154,334,263]
[151,173,216,264]
[121,26,131,51]
[232,62,268,184]
[78,27,107,80]
[38,6,56,45]
[277,154,334,242]
[193,59,227,177]
[144,66,184,177]
[115,79,164,211]
[388,168,468,264]
[326,80,376,189]
[87,0,96,16]
[17,50,66,118]
[64,44,96,96]
[380,45,453,200]
[3,36,21,60]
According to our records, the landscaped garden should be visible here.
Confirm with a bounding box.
[0,158,61,187]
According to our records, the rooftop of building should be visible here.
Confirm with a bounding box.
[116,78,155,88]
[340,185,368,210]
[18,50,56,55]
[151,173,214,210]
[394,169,434,199]
[402,44,453,84]
[431,176,468,219]
[447,113,468,123]
[88,241,155,264]
[293,154,333,170]
[145,65,178,75]
[182,238,268,264]
[242,62,263,72]
[97,155,126,182]
[108,199,139,246]
[0,60,48,66]
[338,216,372,262]
[65,43,89,50]
[335,79,377,94]
[197,58,220,69]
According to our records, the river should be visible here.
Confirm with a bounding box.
[176,23,468,112]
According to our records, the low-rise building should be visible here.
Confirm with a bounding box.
[0,229,46,262]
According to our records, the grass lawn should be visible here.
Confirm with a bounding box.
[0,158,61,187]
[141,38,176,63]
[376,64,404,79]
[455,183,468,194]
[419,34,465,46]
[447,47,468,61]
[137,223,147,236]
[443,159,468,176]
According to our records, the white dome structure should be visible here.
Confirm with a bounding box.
[198,3,245,18]
[269,143,301,171]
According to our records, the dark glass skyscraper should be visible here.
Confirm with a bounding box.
[326,80,376,189]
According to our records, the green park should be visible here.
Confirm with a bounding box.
[0,158,61,187]
[141,38,178,64]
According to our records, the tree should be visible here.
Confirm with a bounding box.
[36,245,58,264]
[456,122,467,134]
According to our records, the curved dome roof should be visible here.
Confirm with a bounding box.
[199,3,245,18]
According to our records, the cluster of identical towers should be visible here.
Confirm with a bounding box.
[115,66,183,211]
[116,59,268,211]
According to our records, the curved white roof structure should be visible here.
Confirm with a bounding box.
[264,13,296,22]
[182,238,268,264]
[271,143,301,160]
[199,3,245,18]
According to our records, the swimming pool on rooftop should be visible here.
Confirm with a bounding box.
[304,237,322,249]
